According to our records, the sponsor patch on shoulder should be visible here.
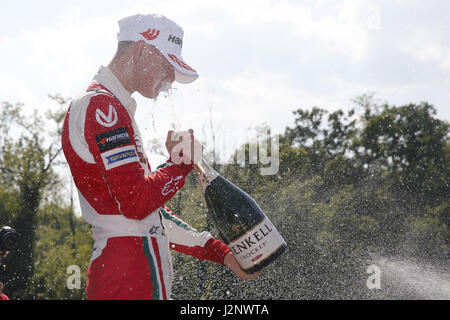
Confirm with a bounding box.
[96,127,132,152]
[101,145,138,170]
[96,105,118,127]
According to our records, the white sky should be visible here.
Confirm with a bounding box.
[1,1,449,210]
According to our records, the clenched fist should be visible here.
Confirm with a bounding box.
[166,129,203,165]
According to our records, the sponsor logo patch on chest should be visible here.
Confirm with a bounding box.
[95,127,132,152]
[100,146,139,170]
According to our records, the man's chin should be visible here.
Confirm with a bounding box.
[138,89,157,100]
[139,81,171,100]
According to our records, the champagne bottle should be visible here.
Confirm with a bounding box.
[194,158,287,274]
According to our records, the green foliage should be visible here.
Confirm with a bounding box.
[0,101,61,298]
[0,96,93,299]
[30,201,92,300]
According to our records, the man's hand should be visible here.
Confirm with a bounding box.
[165,129,186,157]
[224,252,263,280]
[166,129,203,165]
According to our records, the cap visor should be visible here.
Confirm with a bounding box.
[174,69,199,84]
[162,52,199,84]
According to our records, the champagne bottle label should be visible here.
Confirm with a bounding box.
[228,216,286,271]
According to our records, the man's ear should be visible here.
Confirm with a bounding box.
[132,40,146,58]
[129,41,148,73]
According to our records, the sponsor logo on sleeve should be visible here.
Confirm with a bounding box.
[95,127,132,153]
[161,175,184,196]
[100,146,138,170]
[96,105,118,127]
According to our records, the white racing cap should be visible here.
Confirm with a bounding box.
[117,14,199,84]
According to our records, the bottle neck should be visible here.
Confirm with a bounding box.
[194,158,219,193]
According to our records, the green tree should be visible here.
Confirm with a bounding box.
[0,96,72,299]
[30,198,93,299]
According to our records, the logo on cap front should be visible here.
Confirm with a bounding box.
[168,34,183,47]
[140,28,160,41]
